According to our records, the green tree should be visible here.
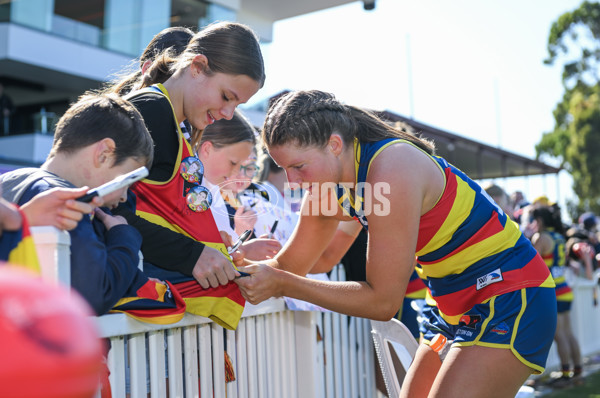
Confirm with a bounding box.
[538,1,600,218]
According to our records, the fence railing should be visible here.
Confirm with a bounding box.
[30,226,379,398]
[29,226,600,397]
[542,269,600,373]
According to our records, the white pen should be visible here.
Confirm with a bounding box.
[76,166,148,202]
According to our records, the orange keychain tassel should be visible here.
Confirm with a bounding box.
[224,351,236,383]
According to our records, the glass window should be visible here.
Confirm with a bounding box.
[54,0,105,30]
[0,3,11,22]
[53,0,104,46]
[170,0,208,28]
[199,2,236,28]
[10,0,54,31]
[104,0,170,56]
[171,0,236,31]
[4,0,237,56]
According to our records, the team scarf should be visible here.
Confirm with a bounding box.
[0,208,40,274]
[110,277,187,324]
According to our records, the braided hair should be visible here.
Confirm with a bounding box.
[262,90,434,154]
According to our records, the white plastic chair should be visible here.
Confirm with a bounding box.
[371,319,541,398]
[371,319,419,398]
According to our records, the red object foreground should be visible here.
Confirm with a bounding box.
[0,266,103,398]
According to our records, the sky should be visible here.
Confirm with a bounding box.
[246,0,586,220]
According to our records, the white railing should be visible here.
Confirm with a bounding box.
[30,227,378,398]
[30,226,600,395]
[542,269,600,374]
[96,293,377,398]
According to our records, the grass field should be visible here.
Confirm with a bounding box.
[542,370,600,398]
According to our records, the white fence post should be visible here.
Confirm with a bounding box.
[30,226,71,286]
[293,310,321,397]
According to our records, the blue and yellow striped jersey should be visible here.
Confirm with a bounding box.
[337,138,554,323]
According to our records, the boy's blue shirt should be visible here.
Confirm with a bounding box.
[15,173,147,315]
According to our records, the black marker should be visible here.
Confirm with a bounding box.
[228,229,253,277]
[228,229,252,255]
[268,220,279,238]
[76,166,148,202]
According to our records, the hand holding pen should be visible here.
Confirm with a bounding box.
[229,229,253,277]
[228,229,253,255]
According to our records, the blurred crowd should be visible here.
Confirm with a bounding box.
[485,183,599,389]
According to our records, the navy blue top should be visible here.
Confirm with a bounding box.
[16,174,148,315]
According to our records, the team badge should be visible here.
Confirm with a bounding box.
[490,322,510,335]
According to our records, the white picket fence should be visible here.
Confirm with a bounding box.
[29,226,600,397]
[542,268,600,373]
[31,226,379,398]
[95,295,377,398]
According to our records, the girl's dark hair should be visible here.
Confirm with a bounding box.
[197,110,256,153]
[105,27,195,95]
[141,21,265,90]
[533,205,565,235]
[49,94,153,168]
[139,27,195,68]
[262,90,435,154]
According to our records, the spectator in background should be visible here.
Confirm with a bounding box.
[0,83,15,135]
[197,111,280,260]
[256,149,303,213]
[518,195,552,240]
[578,212,600,254]
[221,142,263,238]
[511,190,529,210]
[579,212,598,232]
[565,224,597,280]
[531,206,585,387]
[511,190,529,225]
[483,183,514,219]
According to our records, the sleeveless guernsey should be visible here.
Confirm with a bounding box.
[337,138,554,323]
[542,230,573,303]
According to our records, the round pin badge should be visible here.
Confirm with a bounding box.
[180,156,204,185]
[186,185,212,212]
